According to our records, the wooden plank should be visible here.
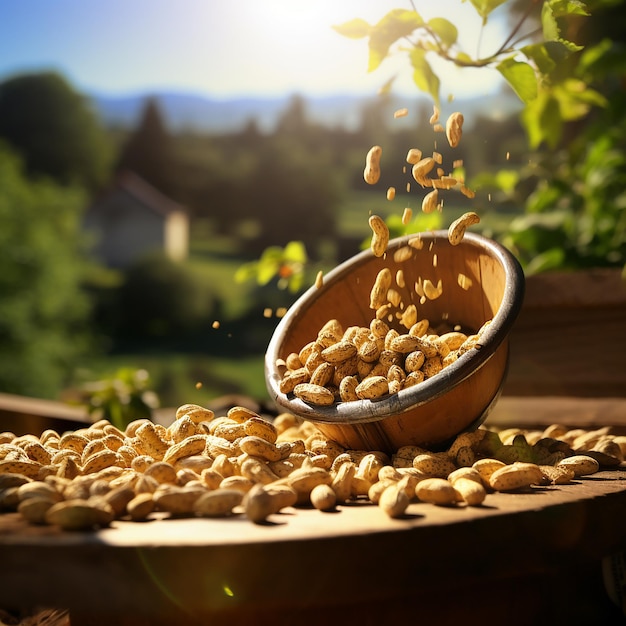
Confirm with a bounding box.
[503,268,626,398]
[0,392,90,436]
[487,396,626,431]
[522,267,626,308]
[1,470,626,625]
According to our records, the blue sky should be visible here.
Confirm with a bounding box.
[0,0,508,99]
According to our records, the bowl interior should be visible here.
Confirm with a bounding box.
[265,231,524,431]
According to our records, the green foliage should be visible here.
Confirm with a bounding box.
[501,106,626,272]
[333,0,597,146]
[115,97,180,198]
[0,144,94,397]
[335,0,626,273]
[116,253,215,339]
[477,2,626,272]
[0,72,113,190]
[176,99,342,258]
[235,241,308,293]
[77,368,158,431]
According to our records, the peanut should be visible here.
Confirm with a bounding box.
[378,483,410,518]
[355,376,389,400]
[153,485,206,515]
[421,189,439,214]
[369,214,389,257]
[127,493,156,521]
[194,489,243,518]
[45,499,114,530]
[240,457,280,485]
[415,478,457,506]
[411,157,436,183]
[243,484,288,523]
[406,148,423,164]
[363,145,382,185]
[370,267,391,309]
[322,341,357,365]
[331,461,356,504]
[450,476,486,506]
[18,497,56,524]
[2,392,623,536]
[310,483,337,511]
[162,435,207,465]
[286,466,332,502]
[557,455,600,477]
[293,383,335,406]
[412,454,456,478]
[448,211,480,246]
[489,462,544,492]
[239,436,282,463]
[0,459,42,479]
[445,112,464,148]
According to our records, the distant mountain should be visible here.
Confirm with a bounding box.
[88,90,522,134]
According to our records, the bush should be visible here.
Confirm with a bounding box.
[0,144,94,398]
[116,253,215,340]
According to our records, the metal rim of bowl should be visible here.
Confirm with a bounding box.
[265,231,525,425]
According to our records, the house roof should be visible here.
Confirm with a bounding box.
[94,170,186,217]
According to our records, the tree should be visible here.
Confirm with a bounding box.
[116,252,215,340]
[116,97,180,198]
[241,138,341,256]
[334,0,626,272]
[0,72,112,190]
[0,144,93,398]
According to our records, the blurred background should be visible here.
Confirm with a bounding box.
[0,0,623,424]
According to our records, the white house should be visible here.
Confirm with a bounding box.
[83,171,189,268]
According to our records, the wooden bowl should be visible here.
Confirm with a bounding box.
[265,231,525,452]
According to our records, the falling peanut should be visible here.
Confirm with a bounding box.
[448,211,480,246]
[369,214,389,258]
[363,145,382,185]
[446,112,464,148]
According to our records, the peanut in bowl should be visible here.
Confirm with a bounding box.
[265,231,525,453]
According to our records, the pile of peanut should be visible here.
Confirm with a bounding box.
[279,106,485,409]
[1,404,624,530]
[278,317,491,406]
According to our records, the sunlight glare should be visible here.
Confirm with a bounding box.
[207,0,510,99]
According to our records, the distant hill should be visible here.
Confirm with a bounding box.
[88,90,522,134]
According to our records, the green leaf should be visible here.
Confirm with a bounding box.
[468,0,509,21]
[427,17,458,48]
[496,57,538,103]
[259,246,285,264]
[547,0,589,18]
[525,248,566,274]
[553,79,607,121]
[283,240,307,264]
[234,262,257,283]
[578,38,612,73]
[368,9,424,72]
[556,37,583,53]
[383,212,442,240]
[288,272,305,294]
[257,257,280,285]
[541,2,560,41]
[409,48,441,105]
[521,41,573,75]
[521,93,562,148]
[332,18,371,39]
[495,169,520,194]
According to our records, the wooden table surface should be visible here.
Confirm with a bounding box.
[2,395,626,626]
